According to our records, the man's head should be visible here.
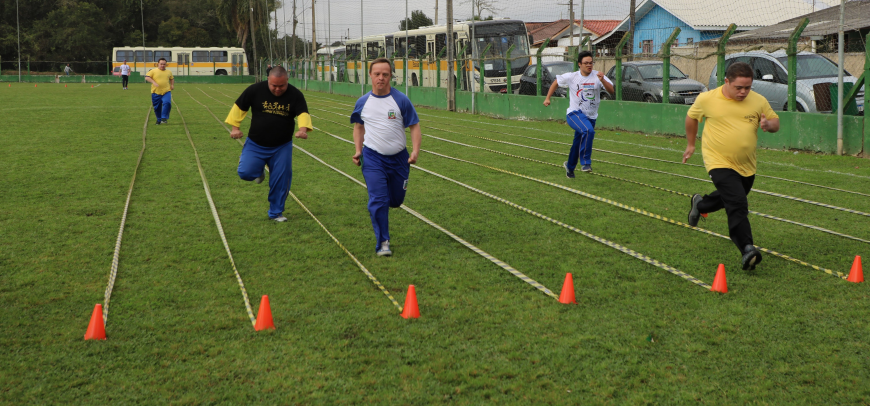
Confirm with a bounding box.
[577,51,594,75]
[369,58,392,94]
[157,58,167,70]
[723,62,753,101]
[267,66,289,96]
[123,60,127,64]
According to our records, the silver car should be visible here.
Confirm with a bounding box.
[708,50,864,113]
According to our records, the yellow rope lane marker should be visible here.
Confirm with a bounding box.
[310,112,870,246]
[103,107,151,324]
[174,101,257,327]
[311,126,710,290]
[288,191,403,311]
[305,94,870,197]
[182,88,559,301]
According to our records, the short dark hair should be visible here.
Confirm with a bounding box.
[577,50,594,64]
[725,62,753,82]
[268,66,288,77]
[369,58,392,73]
[158,57,167,63]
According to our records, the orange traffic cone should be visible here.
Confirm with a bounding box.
[400,285,420,319]
[91,85,94,88]
[711,264,728,293]
[65,84,67,88]
[84,304,106,340]
[847,255,863,283]
[34,84,37,88]
[558,273,577,304]
[254,295,275,331]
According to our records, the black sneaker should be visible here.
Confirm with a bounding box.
[155,120,162,125]
[563,161,575,179]
[687,194,703,227]
[742,244,762,270]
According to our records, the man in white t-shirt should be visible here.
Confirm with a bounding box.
[351,58,422,257]
[119,60,131,90]
[543,51,614,177]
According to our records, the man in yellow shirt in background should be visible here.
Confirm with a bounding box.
[682,62,780,271]
[145,57,174,125]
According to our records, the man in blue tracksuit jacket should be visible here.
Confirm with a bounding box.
[351,58,422,257]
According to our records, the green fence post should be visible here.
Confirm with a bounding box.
[535,42,548,96]
[213,59,216,75]
[581,36,589,52]
[354,57,359,84]
[419,52,430,86]
[505,44,515,95]
[436,47,446,88]
[455,44,467,91]
[660,27,681,104]
[570,47,579,71]
[27,59,31,82]
[716,24,737,87]
[614,31,631,101]
[321,56,326,82]
[107,56,110,76]
[787,18,809,112]
[479,43,491,93]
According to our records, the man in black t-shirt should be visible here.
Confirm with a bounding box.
[225,66,313,222]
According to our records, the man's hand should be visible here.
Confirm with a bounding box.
[760,114,771,132]
[295,128,309,139]
[352,151,362,166]
[408,151,418,164]
[170,84,174,91]
[597,71,605,81]
[543,97,551,107]
[230,127,244,139]
[682,145,695,163]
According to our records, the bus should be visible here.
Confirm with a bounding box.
[111,46,249,76]
[315,45,346,81]
[342,19,530,93]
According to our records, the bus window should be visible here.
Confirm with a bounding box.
[210,51,228,62]
[415,36,427,57]
[116,50,135,61]
[135,50,154,62]
[367,42,379,60]
[385,38,395,58]
[193,51,210,62]
[435,34,446,57]
[154,51,172,62]
[396,38,407,58]
[407,38,417,59]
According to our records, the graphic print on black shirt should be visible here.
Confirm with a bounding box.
[235,81,309,147]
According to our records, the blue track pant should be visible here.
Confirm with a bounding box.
[565,110,597,170]
[238,138,294,219]
[151,92,172,121]
[361,147,409,251]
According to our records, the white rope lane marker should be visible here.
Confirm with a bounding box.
[102,107,151,324]
[173,100,257,327]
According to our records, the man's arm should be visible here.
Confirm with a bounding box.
[169,77,175,91]
[407,123,421,164]
[295,112,312,139]
[352,123,365,166]
[683,116,699,163]
[599,72,615,95]
[542,81,560,106]
[760,114,779,133]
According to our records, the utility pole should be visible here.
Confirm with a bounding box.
[569,0,574,47]
[435,0,439,25]
[250,0,258,76]
[291,0,297,59]
[312,0,317,57]
[836,0,845,155]
[629,0,636,58]
[578,0,585,51]
[447,0,455,111]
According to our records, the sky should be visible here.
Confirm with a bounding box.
[268,0,837,46]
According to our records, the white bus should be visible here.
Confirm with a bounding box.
[315,45,346,81]
[341,19,531,93]
[111,46,249,76]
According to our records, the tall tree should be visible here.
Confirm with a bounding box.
[398,10,434,31]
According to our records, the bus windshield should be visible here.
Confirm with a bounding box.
[471,21,530,74]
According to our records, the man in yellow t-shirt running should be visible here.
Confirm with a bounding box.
[145,57,175,125]
[682,62,780,271]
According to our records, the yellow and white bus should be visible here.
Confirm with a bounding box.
[111,46,249,76]
[315,45,346,81]
[342,19,531,93]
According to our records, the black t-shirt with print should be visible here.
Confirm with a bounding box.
[235,81,308,147]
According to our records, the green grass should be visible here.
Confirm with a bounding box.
[3,82,870,404]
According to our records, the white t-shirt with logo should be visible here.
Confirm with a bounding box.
[555,70,612,119]
[350,88,420,156]
[120,64,131,75]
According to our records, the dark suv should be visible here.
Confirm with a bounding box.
[602,61,707,104]
[517,61,575,97]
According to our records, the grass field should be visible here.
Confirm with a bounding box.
[3,82,870,404]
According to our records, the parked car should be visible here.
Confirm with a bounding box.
[708,50,864,113]
[112,67,121,76]
[516,61,574,97]
[601,61,707,104]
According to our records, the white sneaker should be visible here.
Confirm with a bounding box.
[254,173,265,184]
[270,215,287,222]
[377,240,392,256]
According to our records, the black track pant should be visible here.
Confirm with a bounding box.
[696,168,755,253]
[122,75,129,88]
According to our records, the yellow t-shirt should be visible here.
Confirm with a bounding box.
[687,87,779,177]
[146,68,174,95]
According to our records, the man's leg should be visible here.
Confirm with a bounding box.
[151,93,163,121]
[566,111,594,168]
[361,148,391,251]
[160,92,172,121]
[706,168,755,252]
[264,141,294,219]
[580,118,597,165]
[386,149,410,208]
[122,75,128,89]
[237,140,269,182]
